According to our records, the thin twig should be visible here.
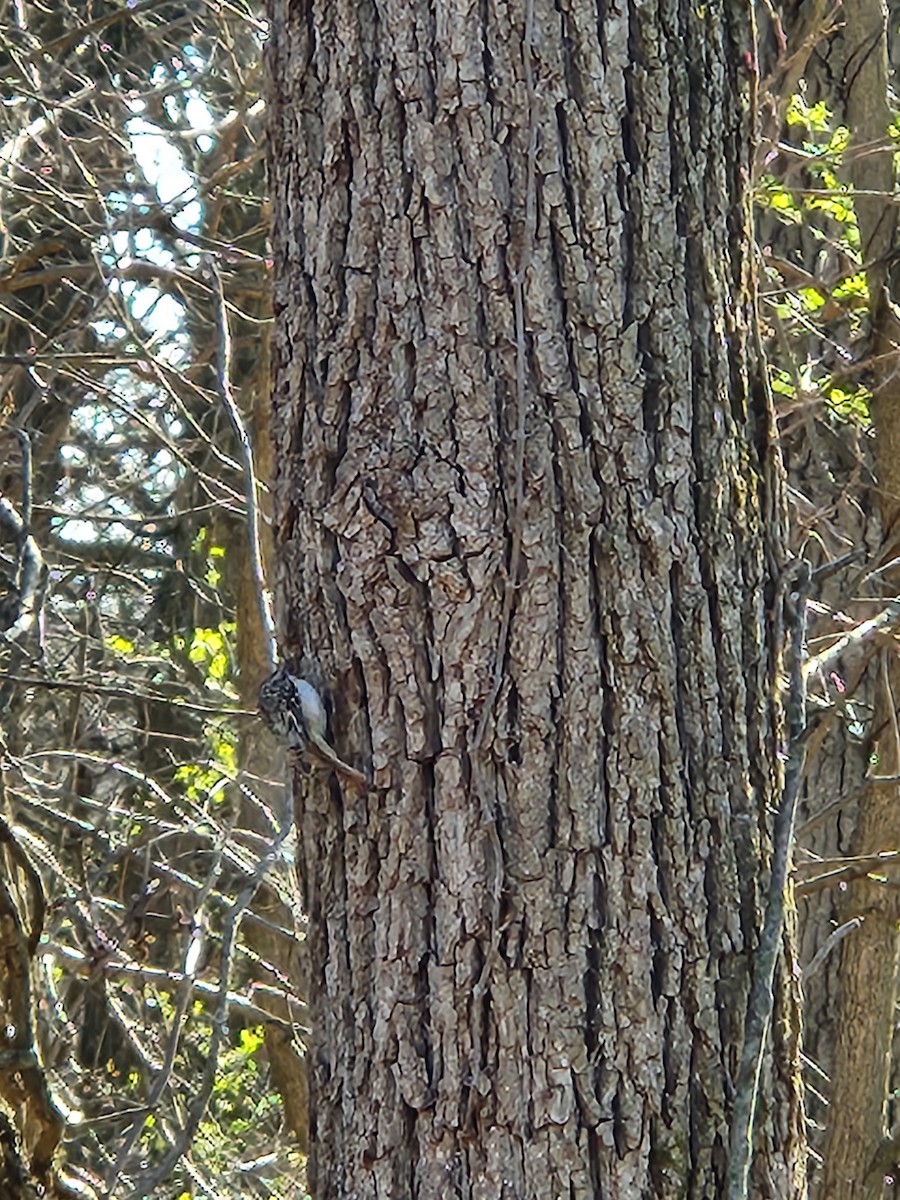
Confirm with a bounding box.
[794,842,900,894]
[15,429,32,536]
[0,671,253,715]
[208,258,277,671]
[45,945,305,1032]
[726,559,810,1200]
[804,595,900,681]
[810,547,866,583]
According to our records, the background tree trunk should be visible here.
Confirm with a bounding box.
[815,0,900,1195]
[265,0,807,1195]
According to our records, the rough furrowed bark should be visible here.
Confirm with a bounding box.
[266,0,806,1195]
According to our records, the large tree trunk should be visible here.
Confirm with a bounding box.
[265,0,807,1195]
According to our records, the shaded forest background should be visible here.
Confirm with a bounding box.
[0,0,897,1196]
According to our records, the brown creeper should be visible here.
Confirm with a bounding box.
[258,665,369,788]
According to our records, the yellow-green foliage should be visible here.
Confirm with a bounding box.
[759,93,871,425]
